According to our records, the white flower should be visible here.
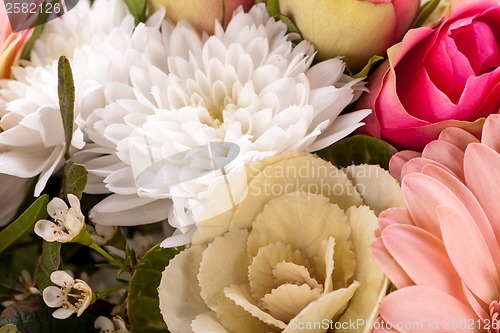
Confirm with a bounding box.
[34,194,85,242]
[87,221,117,245]
[78,4,371,246]
[94,315,129,333]
[42,270,92,319]
[0,174,31,226]
[0,0,131,196]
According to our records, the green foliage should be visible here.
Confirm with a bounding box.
[412,0,442,28]
[63,162,88,200]
[20,25,44,61]
[57,56,76,160]
[0,298,95,333]
[351,55,384,78]
[128,245,181,333]
[0,324,18,333]
[34,242,61,291]
[123,0,147,24]
[266,0,301,39]
[0,195,48,254]
[316,135,397,170]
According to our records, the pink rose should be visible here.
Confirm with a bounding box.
[357,0,500,151]
[0,0,33,79]
[148,0,255,35]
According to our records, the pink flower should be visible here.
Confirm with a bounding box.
[357,0,500,151]
[148,0,254,34]
[0,0,32,78]
[371,114,500,332]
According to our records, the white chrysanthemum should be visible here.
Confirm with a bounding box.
[0,0,168,196]
[79,4,371,246]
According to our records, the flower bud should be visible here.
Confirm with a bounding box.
[148,0,255,34]
[279,0,420,71]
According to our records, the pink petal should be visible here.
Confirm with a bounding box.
[381,224,465,302]
[450,19,500,76]
[481,114,500,154]
[402,173,466,238]
[421,140,466,180]
[463,284,489,322]
[355,62,391,138]
[380,286,480,333]
[371,237,413,289]
[421,164,500,272]
[389,150,421,181]
[464,144,500,247]
[401,156,457,180]
[438,126,480,151]
[382,117,485,151]
[378,207,414,232]
[438,205,500,304]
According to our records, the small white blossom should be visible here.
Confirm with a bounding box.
[87,221,117,245]
[94,315,129,333]
[34,194,85,242]
[42,270,92,319]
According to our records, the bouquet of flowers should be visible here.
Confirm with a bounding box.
[0,0,498,331]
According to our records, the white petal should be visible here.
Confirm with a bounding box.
[47,197,69,221]
[192,312,231,333]
[42,286,64,307]
[52,308,75,319]
[50,271,75,288]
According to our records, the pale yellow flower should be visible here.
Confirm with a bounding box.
[159,153,405,333]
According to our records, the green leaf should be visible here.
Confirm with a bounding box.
[0,324,18,333]
[0,298,95,333]
[63,162,88,200]
[123,0,147,24]
[266,0,302,40]
[34,242,61,290]
[128,245,181,333]
[266,0,280,17]
[0,195,49,254]
[57,56,76,160]
[352,55,384,78]
[20,25,44,61]
[315,135,397,170]
[412,0,442,28]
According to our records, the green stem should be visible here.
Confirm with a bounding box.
[95,282,128,300]
[89,242,125,269]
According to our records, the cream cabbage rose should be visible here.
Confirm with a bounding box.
[159,153,405,333]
